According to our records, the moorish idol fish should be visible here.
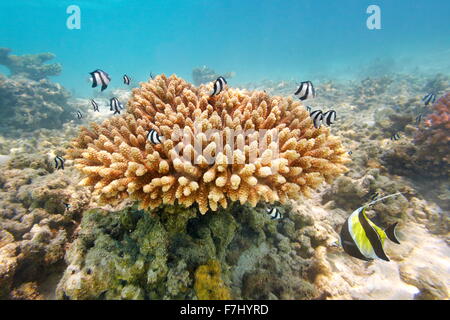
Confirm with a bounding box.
[211,76,227,96]
[123,74,131,85]
[89,69,111,91]
[310,110,323,129]
[422,93,436,106]
[294,81,315,101]
[339,192,402,261]
[110,97,123,115]
[322,110,337,126]
[76,111,83,119]
[266,207,282,220]
[91,99,99,112]
[390,133,400,141]
[415,114,423,125]
[147,129,163,145]
[55,155,65,170]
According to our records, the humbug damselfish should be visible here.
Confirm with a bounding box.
[339,193,402,261]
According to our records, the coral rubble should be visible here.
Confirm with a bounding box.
[67,74,349,214]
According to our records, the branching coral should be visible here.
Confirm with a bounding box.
[67,74,349,214]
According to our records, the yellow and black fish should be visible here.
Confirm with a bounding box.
[339,193,401,261]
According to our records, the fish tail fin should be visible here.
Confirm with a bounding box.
[385,222,400,244]
[101,84,107,91]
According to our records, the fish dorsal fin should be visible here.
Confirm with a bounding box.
[385,222,400,244]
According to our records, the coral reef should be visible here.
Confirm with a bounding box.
[0,48,62,81]
[192,66,235,86]
[0,73,75,133]
[67,74,349,214]
[55,201,322,300]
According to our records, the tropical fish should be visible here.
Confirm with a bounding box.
[110,97,123,115]
[54,155,65,170]
[89,69,111,91]
[294,81,315,101]
[266,207,282,220]
[123,74,131,85]
[370,192,380,201]
[63,203,71,210]
[150,72,154,79]
[415,113,423,125]
[422,93,436,106]
[211,76,227,96]
[339,193,402,261]
[91,99,99,112]
[76,111,83,119]
[147,129,163,145]
[390,133,400,141]
[322,110,337,126]
[348,151,353,156]
[310,110,323,129]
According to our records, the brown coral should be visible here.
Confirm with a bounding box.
[67,74,349,214]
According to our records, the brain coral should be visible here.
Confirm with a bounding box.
[67,74,349,214]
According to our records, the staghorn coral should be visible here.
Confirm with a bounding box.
[67,74,349,214]
[194,259,231,300]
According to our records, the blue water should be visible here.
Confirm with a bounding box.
[1,0,449,96]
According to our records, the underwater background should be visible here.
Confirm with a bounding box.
[0,0,449,300]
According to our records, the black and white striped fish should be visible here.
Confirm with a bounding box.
[110,97,123,115]
[147,129,163,145]
[415,114,423,125]
[422,93,436,106]
[76,111,83,119]
[123,74,131,85]
[306,106,312,113]
[370,192,380,201]
[91,99,99,112]
[310,110,323,129]
[89,69,111,91]
[54,155,65,170]
[390,133,400,141]
[211,76,227,96]
[322,110,337,126]
[294,81,315,101]
[339,193,402,261]
[266,207,282,220]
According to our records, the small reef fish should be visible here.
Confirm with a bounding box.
[54,155,65,170]
[348,151,353,156]
[322,110,337,126]
[294,81,315,101]
[211,76,227,96]
[370,192,380,201]
[63,203,71,210]
[339,192,402,261]
[415,114,423,125]
[306,106,312,113]
[123,74,131,85]
[422,93,436,106]
[310,110,323,129]
[150,72,154,79]
[89,69,111,91]
[110,97,123,115]
[76,111,83,119]
[91,99,99,112]
[266,207,282,220]
[390,133,401,141]
[147,129,163,145]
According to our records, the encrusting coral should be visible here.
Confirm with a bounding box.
[67,74,349,214]
[194,259,231,300]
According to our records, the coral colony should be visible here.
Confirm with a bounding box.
[67,74,349,214]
